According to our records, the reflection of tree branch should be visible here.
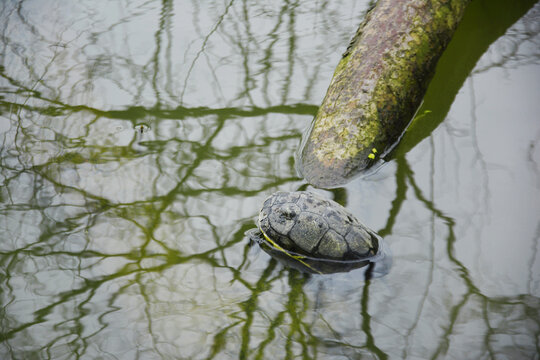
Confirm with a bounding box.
[2,0,537,358]
[227,0,259,106]
[527,222,540,295]
[148,0,174,107]
[180,0,235,104]
[393,0,537,159]
[378,156,408,237]
[430,292,472,359]
[399,155,534,359]
[361,265,388,359]
[481,298,497,359]
[0,229,245,342]
[0,96,317,122]
[136,271,166,359]
[472,3,540,74]
[206,320,242,359]
[284,271,311,359]
[402,141,437,358]
[280,0,299,104]
[238,260,278,359]
[406,168,473,359]
[260,4,288,105]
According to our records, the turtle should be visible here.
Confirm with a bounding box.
[247,191,389,275]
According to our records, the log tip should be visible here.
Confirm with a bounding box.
[297,142,377,188]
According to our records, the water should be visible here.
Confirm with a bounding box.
[1,0,539,359]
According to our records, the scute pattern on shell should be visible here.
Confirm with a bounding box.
[258,191,379,261]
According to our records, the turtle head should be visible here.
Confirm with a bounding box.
[245,228,264,244]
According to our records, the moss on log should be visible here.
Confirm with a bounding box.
[299,0,471,188]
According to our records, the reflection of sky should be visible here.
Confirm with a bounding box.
[1,0,364,109]
[465,63,539,296]
[0,0,539,359]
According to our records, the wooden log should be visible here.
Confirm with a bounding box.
[298,0,471,188]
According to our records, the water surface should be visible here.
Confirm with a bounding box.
[1,0,539,359]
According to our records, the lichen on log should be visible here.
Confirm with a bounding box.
[298,0,471,188]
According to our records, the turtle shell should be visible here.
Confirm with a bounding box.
[258,191,380,262]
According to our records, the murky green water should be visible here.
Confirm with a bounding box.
[1,0,539,359]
